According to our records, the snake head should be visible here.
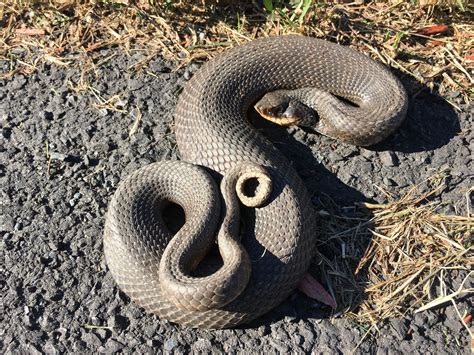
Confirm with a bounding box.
[254,91,318,127]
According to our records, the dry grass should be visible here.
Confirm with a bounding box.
[315,169,473,331]
[1,1,473,106]
[1,0,472,329]
[355,172,472,326]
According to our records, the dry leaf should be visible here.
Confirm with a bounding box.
[417,24,449,35]
[15,27,45,36]
[298,273,337,309]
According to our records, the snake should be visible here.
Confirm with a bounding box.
[103,35,408,329]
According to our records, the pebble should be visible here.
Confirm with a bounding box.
[43,342,59,354]
[143,324,159,338]
[146,339,161,347]
[380,151,399,166]
[390,319,408,341]
[360,148,375,159]
[49,152,69,161]
[193,338,212,350]
[105,339,124,352]
[183,69,192,80]
[383,177,396,186]
[83,155,91,166]
[163,337,179,351]
[73,340,87,352]
[82,332,102,348]
[98,108,108,116]
[1,214,15,231]
[10,75,27,90]
[66,94,77,105]
[92,142,111,154]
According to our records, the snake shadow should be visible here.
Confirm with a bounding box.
[369,71,461,154]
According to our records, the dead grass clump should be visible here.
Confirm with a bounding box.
[353,171,473,328]
[314,170,472,330]
[1,1,473,108]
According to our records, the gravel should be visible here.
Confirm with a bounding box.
[1,49,472,353]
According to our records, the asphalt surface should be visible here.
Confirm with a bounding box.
[1,48,472,353]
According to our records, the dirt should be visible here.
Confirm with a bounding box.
[1,47,472,354]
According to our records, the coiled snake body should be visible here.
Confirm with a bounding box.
[104,36,408,329]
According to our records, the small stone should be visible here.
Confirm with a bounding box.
[383,177,396,186]
[146,339,161,347]
[49,152,69,161]
[43,342,59,354]
[183,69,192,80]
[66,95,77,105]
[92,142,111,154]
[82,332,102,348]
[390,319,408,340]
[10,75,27,90]
[98,108,108,116]
[360,148,375,159]
[327,151,343,162]
[163,337,178,351]
[96,328,110,340]
[380,151,399,167]
[73,340,87,352]
[143,324,158,338]
[105,339,124,352]
[193,338,212,350]
[56,327,68,339]
[1,214,15,231]
[23,314,34,328]
[41,251,59,267]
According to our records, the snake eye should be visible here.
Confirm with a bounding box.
[272,100,289,116]
[282,102,298,118]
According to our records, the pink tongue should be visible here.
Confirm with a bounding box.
[297,273,337,309]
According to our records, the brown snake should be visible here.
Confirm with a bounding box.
[103,36,408,329]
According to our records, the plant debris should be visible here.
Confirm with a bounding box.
[1,1,473,107]
[315,169,473,328]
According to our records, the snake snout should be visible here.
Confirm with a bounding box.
[235,163,272,208]
[255,90,319,127]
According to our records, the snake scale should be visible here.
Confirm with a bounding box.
[104,36,408,329]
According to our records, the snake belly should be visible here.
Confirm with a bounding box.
[103,35,408,329]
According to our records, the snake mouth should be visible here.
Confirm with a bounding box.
[236,171,272,208]
[254,94,302,126]
[256,110,301,126]
[241,177,260,197]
